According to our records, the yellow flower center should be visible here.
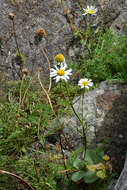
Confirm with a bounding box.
[82,81,88,86]
[55,54,65,63]
[57,69,65,76]
[88,10,95,14]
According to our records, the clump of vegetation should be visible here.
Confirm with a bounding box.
[77,29,127,83]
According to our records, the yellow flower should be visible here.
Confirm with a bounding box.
[86,164,96,172]
[96,170,106,179]
[103,155,110,161]
[54,54,65,63]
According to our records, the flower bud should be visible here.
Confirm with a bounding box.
[37,28,46,38]
[22,69,29,76]
[38,66,43,72]
[8,13,15,20]
[54,54,65,63]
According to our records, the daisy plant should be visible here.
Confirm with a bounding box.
[47,53,111,185]
[75,4,98,58]
[77,78,93,159]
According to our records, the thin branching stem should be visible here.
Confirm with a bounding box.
[15,74,25,127]
[38,42,52,93]
[61,130,72,152]
[64,83,87,159]
[60,0,84,40]
[19,74,25,106]
[0,170,35,190]
[38,72,71,179]
[64,83,82,124]
[11,18,23,76]
[38,72,56,116]
[81,93,87,159]
[59,133,69,180]
[12,19,20,55]
[60,0,76,31]
[21,71,39,106]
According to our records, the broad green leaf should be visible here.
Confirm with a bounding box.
[67,148,84,168]
[71,171,86,182]
[85,149,102,164]
[73,157,84,169]
[83,170,98,183]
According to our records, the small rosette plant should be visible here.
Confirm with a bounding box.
[67,148,112,184]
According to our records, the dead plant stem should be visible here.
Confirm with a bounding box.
[0,170,35,190]
[38,42,52,93]
[12,19,20,55]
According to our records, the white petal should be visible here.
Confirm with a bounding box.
[54,65,59,70]
[88,82,93,86]
[79,79,84,82]
[51,68,56,72]
[61,76,66,80]
[50,72,57,77]
[84,78,88,81]
[82,13,87,16]
[61,63,67,70]
[56,76,61,82]
[66,69,72,75]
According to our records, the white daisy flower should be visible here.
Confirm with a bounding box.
[50,64,72,83]
[83,5,97,16]
[78,78,93,89]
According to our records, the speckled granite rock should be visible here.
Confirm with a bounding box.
[108,151,127,190]
[110,0,127,33]
[0,0,126,82]
[62,81,127,174]
[0,0,84,80]
[113,152,127,190]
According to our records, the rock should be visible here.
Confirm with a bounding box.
[98,0,124,24]
[110,0,127,33]
[97,0,127,33]
[62,81,127,174]
[112,151,127,190]
[0,0,83,80]
[108,179,117,190]
[0,0,126,82]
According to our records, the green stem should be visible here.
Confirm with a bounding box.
[81,94,87,159]
[64,83,82,124]
[64,82,87,159]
